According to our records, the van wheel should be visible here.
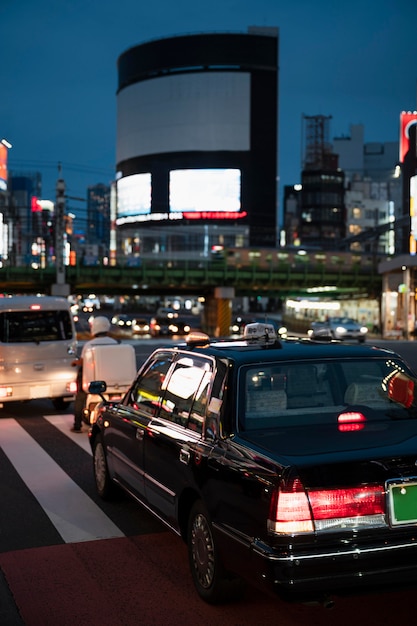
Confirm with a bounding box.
[52,397,71,411]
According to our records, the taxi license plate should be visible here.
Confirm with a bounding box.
[388,480,417,526]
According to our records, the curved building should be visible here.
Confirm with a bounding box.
[116,28,278,260]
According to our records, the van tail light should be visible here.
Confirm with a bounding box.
[0,386,13,398]
[67,381,78,394]
[268,476,386,535]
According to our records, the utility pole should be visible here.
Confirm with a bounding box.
[51,163,70,296]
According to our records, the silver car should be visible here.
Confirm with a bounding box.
[309,317,368,342]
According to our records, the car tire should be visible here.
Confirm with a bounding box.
[93,438,115,500]
[187,500,244,604]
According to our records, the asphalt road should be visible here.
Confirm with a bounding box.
[1,336,417,625]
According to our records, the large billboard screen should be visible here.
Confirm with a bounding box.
[400,111,417,163]
[117,72,250,163]
[117,173,151,219]
[169,169,241,215]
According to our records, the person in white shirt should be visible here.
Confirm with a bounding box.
[71,316,117,432]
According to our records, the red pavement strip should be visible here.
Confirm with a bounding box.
[0,532,415,626]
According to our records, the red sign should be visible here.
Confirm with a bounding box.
[183,211,248,220]
[31,197,43,213]
[0,144,7,188]
[399,112,417,163]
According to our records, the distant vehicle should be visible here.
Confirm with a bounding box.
[90,323,417,606]
[82,296,101,313]
[230,315,256,335]
[309,317,368,342]
[0,295,78,409]
[230,315,281,336]
[131,317,150,336]
[111,314,135,335]
[149,311,192,337]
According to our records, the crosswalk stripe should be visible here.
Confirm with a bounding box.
[0,419,125,543]
[44,413,92,454]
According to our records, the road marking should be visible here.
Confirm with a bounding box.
[0,419,124,543]
[44,414,92,454]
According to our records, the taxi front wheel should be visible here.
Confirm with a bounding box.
[187,500,244,604]
[93,438,116,500]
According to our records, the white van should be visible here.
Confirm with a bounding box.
[0,295,78,409]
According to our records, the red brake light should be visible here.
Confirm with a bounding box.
[268,477,385,535]
[338,411,366,432]
[308,486,385,520]
[338,411,366,423]
[269,478,314,533]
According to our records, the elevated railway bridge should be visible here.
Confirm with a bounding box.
[0,249,384,335]
[0,250,383,297]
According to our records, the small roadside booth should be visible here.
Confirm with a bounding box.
[378,254,417,340]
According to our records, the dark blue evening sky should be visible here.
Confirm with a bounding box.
[1,0,416,219]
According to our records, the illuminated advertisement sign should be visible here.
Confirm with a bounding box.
[400,111,417,163]
[115,168,245,226]
[0,144,8,191]
[410,175,417,255]
[117,173,151,218]
[169,168,241,213]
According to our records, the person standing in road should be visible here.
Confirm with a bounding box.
[71,316,117,432]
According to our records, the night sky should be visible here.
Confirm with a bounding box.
[2,0,416,223]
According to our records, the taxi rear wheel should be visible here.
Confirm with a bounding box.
[93,438,115,500]
[187,500,244,604]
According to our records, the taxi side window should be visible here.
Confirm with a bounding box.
[159,355,213,433]
[128,353,172,418]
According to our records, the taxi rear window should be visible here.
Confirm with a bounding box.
[241,358,413,429]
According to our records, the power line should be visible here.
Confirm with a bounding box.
[9,159,114,178]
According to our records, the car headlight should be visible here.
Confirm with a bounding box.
[335,326,347,335]
[360,326,368,334]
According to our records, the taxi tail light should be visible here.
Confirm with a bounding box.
[268,477,386,535]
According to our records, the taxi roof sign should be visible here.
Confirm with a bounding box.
[243,322,277,344]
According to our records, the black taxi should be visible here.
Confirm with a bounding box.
[89,323,417,605]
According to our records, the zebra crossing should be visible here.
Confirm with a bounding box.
[0,413,129,552]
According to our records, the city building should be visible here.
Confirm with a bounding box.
[282,121,402,255]
[85,183,111,263]
[334,123,401,255]
[9,172,45,266]
[296,115,346,249]
[115,28,279,263]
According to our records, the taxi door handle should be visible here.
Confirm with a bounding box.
[180,448,191,465]
[136,428,145,440]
